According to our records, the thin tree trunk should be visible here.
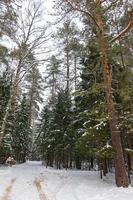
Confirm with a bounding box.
[95,0,129,187]
[90,156,94,169]
[66,36,70,94]
[127,135,133,172]
[51,71,56,102]
[74,54,77,91]
[28,77,35,127]
[103,158,108,176]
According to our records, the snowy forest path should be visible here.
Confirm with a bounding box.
[0,161,133,200]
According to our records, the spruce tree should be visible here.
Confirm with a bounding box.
[12,95,32,163]
[38,88,73,169]
[0,69,13,161]
[25,63,43,126]
[45,55,61,101]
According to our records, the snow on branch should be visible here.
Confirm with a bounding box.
[125,148,133,154]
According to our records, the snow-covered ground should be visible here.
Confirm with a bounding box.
[0,161,133,200]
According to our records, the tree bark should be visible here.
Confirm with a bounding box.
[127,135,133,172]
[95,0,129,187]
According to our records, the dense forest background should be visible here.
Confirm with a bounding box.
[0,0,133,187]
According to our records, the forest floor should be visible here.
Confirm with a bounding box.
[0,161,133,200]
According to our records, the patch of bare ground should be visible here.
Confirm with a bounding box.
[34,177,47,200]
[1,178,16,200]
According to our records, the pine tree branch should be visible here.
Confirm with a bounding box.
[112,9,133,42]
[64,0,100,29]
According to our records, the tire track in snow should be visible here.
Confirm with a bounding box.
[34,177,48,200]
[1,178,16,200]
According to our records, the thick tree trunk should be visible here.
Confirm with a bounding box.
[95,0,129,187]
